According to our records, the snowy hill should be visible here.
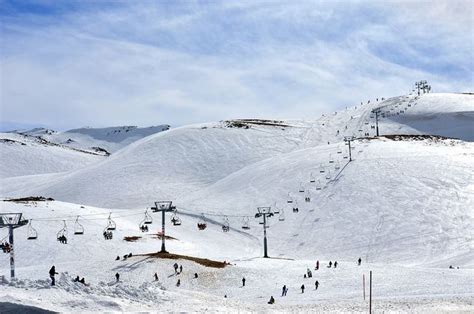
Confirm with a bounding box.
[0,92,473,312]
[0,133,104,179]
[9,125,170,154]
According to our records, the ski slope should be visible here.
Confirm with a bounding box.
[0,92,473,312]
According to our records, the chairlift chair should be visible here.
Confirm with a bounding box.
[305,190,311,203]
[278,208,285,221]
[27,220,38,240]
[197,214,207,230]
[299,183,305,193]
[56,220,68,244]
[241,217,250,230]
[335,161,340,170]
[287,192,293,204]
[328,154,334,163]
[292,200,299,213]
[316,180,322,191]
[309,172,316,183]
[222,216,230,232]
[325,170,331,180]
[143,210,153,225]
[106,213,116,230]
[74,216,84,235]
[171,210,182,226]
[319,164,325,173]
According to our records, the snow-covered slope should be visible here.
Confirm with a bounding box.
[10,125,171,153]
[0,92,472,312]
[0,133,104,179]
[378,93,474,141]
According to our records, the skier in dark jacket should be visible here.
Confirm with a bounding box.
[281,285,287,296]
[358,257,362,266]
[328,261,332,268]
[173,263,179,274]
[115,272,120,282]
[315,280,319,290]
[334,261,338,268]
[179,265,183,274]
[176,279,181,287]
[154,273,159,281]
[268,296,275,304]
[49,266,58,286]
[315,260,319,270]
[301,284,305,294]
[242,277,246,287]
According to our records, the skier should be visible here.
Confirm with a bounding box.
[358,257,361,266]
[74,275,80,282]
[176,279,181,287]
[49,266,58,286]
[307,268,312,278]
[194,273,198,279]
[301,284,305,294]
[154,273,159,281]
[315,260,319,270]
[80,278,85,285]
[328,261,332,268]
[115,272,120,282]
[268,296,275,304]
[242,277,246,287]
[315,280,319,290]
[334,261,338,268]
[179,265,183,274]
[281,285,287,296]
[173,263,179,274]
[116,256,120,261]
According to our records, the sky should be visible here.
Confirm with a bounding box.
[0,0,472,131]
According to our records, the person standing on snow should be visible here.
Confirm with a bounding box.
[173,263,179,274]
[328,261,332,268]
[334,261,338,268]
[49,266,58,286]
[154,273,159,281]
[281,285,287,297]
[315,280,319,290]
[301,284,305,294]
[268,296,275,304]
[115,272,120,282]
[358,257,362,266]
[242,277,246,287]
[315,260,319,270]
[179,265,183,274]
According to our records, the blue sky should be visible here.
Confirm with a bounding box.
[0,0,472,130]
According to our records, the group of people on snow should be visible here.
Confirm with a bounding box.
[0,241,11,253]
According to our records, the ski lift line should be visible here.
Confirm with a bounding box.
[30,211,145,222]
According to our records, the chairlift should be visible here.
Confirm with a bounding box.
[337,148,342,154]
[143,210,152,225]
[328,154,334,163]
[325,170,331,180]
[57,220,68,244]
[139,222,149,233]
[319,164,325,173]
[287,192,293,204]
[26,220,38,240]
[304,190,311,203]
[316,180,322,191]
[309,172,316,183]
[74,216,84,235]
[278,208,285,221]
[299,183,305,193]
[222,216,230,232]
[197,214,207,230]
[292,200,299,213]
[241,217,250,230]
[106,213,116,230]
[171,210,182,226]
[0,235,11,253]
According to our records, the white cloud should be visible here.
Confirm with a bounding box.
[0,1,472,130]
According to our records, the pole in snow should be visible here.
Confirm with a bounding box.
[369,270,373,314]
[255,207,277,258]
[344,136,355,162]
[151,201,175,253]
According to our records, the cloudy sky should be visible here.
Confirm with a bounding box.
[0,0,472,130]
